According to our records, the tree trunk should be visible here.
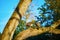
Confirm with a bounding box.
[1,0,31,40]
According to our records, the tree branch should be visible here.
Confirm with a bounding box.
[49,29,60,34]
[14,20,60,40]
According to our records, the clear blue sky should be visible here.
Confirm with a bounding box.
[0,0,45,33]
[0,0,19,33]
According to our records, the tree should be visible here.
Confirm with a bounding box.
[45,0,60,21]
[36,3,54,27]
[14,1,60,40]
[1,0,31,40]
[14,20,60,40]
[33,0,60,39]
[1,0,60,40]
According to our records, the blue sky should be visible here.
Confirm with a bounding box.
[0,0,19,33]
[29,0,45,16]
[0,0,45,33]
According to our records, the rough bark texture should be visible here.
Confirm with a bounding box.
[1,0,31,40]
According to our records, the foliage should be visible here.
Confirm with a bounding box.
[13,0,60,40]
[35,0,60,27]
[0,32,1,38]
[36,3,54,27]
[45,0,60,21]
[0,32,1,35]
[13,19,26,38]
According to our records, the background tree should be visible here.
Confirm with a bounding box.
[45,0,60,29]
[33,0,60,40]
[36,3,54,27]
[45,0,60,21]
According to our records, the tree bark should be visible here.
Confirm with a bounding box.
[49,29,60,34]
[1,0,31,40]
[14,20,60,40]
